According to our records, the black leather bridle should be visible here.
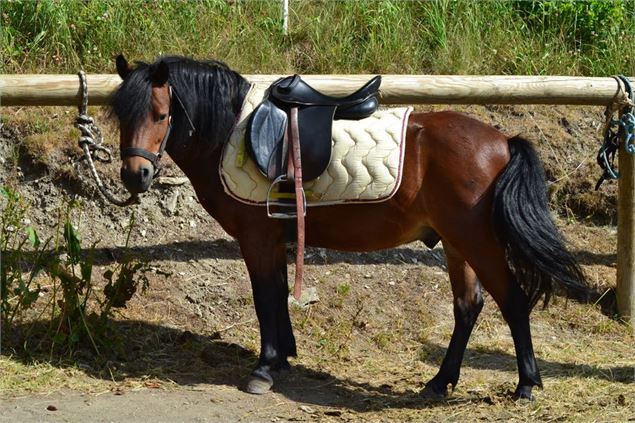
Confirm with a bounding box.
[120,85,195,178]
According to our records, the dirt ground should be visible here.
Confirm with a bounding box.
[0,103,633,422]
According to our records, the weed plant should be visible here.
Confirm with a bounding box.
[0,187,158,355]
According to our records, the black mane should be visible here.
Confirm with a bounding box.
[111,56,250,153]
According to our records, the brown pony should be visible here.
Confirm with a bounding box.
[111,55,587,400]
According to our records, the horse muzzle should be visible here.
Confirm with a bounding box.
[120,161,155,194]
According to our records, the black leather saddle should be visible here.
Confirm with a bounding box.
[246,75,381,181]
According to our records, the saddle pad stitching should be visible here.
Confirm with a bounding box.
[219,86,412,207]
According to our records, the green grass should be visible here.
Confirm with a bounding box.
[1,0,633,76]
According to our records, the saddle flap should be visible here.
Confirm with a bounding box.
[296,105,336,181]
[246,99,288,177]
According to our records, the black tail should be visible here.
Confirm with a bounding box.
[492,136,588,310]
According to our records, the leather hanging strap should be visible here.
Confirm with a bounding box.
[288,107,305,300]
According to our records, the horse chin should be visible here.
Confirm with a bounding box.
[125,184,151,195]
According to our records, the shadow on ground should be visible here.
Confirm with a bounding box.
[3,320,630,411]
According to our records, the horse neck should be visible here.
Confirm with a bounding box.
[168,71,249,155]
[166,78,249,199]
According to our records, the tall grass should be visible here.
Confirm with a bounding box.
[1,0,633,76]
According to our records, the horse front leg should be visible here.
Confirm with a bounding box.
[239,238,296,394]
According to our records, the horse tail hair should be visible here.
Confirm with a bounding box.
[492,136,588,311]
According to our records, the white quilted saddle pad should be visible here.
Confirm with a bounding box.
[220,85,412,206]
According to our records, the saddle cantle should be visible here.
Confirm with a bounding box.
[246,75,381,181]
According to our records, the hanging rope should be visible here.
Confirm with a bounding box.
[75,71,138,206]
[595,75,635,190]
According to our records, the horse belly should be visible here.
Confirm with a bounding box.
[304,200,429,252]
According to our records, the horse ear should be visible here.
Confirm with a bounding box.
[116,54,131,79]
[151,61,170,86]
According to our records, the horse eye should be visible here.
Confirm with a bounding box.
[158,114,168,122]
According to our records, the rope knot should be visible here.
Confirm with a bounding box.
[74,70,138,207]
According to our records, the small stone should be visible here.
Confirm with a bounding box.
[165,189,180,215]
[288,287,319,308]
[46,405,57,411]
[363,274,372,279]
[299,405,316,414]
[388,281,395,286]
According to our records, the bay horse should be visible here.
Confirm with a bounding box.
[111,55,587,400]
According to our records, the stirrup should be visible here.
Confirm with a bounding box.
[266,174,307,219]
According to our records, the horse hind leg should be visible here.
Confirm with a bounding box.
[445,228,542,400]
[422,241,484,398]
[496,277,542,400]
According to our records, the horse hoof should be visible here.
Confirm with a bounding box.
[512,386,534,401]
[245,375,273,395]
[420,384,448,400]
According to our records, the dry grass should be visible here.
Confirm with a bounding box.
[1,230,633,421]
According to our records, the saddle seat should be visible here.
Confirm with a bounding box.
[247,75,381,181]
[271,74,382,119]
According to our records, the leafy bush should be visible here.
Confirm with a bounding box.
[1,187,158,353]
[0,186,49,329]
[515,0,628,45]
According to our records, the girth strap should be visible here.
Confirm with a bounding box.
[288,107,305,300]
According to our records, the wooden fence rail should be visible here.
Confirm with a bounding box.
[0,74,632,323]
[0,74,630,106]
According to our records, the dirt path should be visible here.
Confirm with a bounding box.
[3,388,315,423]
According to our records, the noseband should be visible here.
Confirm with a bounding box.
[120,85,195,177]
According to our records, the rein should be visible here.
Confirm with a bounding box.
[120,84,196,178]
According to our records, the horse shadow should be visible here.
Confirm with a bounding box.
[6,238,449,272]
[3,320,630,411]
[100,239,448,269]
[7,238,619,316]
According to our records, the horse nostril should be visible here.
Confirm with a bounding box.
[140,165,153,181]
[120,164,153,194]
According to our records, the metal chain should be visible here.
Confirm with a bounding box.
[75,71,138,206]
[595,75,635,190]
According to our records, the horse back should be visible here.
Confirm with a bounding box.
[300,111,512,251]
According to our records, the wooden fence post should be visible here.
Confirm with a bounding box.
[617,145,635,325]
